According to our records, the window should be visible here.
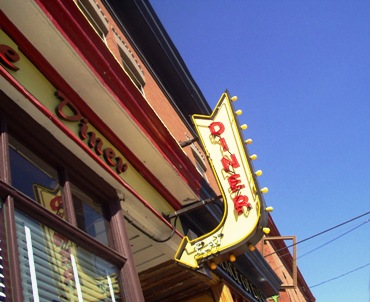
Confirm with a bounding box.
[113,30,146,93]
[8,136,109,245]
[77,0,109,42]
[0,50,136,302]
[15,210,121,301]
[195,159,207,180]
[191,143,208,180]
[72,185,109,245]
[9,137,61,204]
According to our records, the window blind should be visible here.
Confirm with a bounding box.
[15,211,121,301]
[0,240,5,301]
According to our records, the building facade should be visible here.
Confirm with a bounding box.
[0,0,315,301]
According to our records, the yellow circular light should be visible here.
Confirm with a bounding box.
[262,227,271,235]
[231,96,238,102]
[266,206,274,212]
[229,254,236,262]
[250,154,257,160]
[240,124,248,130]
[245,139,253,145]
[210,262,217,270]
[261,187,269,194]
[235,109,243,115]
[255,170,263,176]
[248,244,256,252]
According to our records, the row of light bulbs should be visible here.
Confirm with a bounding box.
[232,96,273,234]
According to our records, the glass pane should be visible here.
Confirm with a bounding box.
[72,186,109,245]
[9,137,63,217]
[15,210,121,301]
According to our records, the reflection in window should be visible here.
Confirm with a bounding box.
[9,137,62,215]
[72,186,109,245]
[15,210,121,301]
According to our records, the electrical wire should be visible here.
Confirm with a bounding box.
[299,218,369,259]
[262,211,370,291]
[264,210,370,258]
[275,217,370,260]
[310,262,370,289]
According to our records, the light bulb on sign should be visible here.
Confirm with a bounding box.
[255,170,263,176]
[261,187,269,194]
[265,206,274,212]
[210,262,217,270]
[262,227,271,235]
[248,243,256,251]
[229,254,236,262]
[250,154,257,160]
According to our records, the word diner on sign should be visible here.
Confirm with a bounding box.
[175,92,269,269]
[209,120,252,215]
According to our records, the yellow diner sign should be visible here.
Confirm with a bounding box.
[175,92,269,269]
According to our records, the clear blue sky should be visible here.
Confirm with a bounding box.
[150,1,370,301]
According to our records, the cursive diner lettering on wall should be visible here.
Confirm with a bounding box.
[0,44,20,71]
[55,90,128,174]
[0,39,128,176]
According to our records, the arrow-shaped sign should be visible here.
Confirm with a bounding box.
[175,92,269,269]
